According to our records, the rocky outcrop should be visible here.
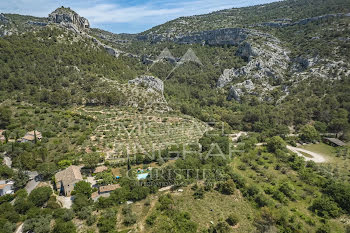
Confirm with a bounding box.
[217,35,290,88]
[227,80,256,102]
[227,86,241,102]
[27,21,47,27]
[236,42,257,62]
[256,13,350,28]
[48,7,89,33]
[0,14,9,24]
[128,76,164,93]
[138,28,249,45]
[291,56,320,72]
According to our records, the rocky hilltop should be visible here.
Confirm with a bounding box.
[0,7,89,36]
[48,7,90,33]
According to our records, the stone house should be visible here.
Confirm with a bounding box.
[55,165,83,196]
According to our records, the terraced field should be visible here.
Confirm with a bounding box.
[77,106,210,160]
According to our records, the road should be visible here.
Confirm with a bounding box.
[3,155,12,167]
[15,223,23,233]
[25,171,39,194]
[287,145,326,163]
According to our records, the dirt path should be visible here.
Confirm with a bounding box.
[287,145,326,163]
[137,196,158,232]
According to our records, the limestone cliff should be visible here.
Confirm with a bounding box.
[48,7,89,33]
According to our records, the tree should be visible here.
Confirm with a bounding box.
[13,169,29,190]
[0,165,14,179]
[0,107,11,128]
[72,193,93,212]
[266,136,286,153]
[14,197,33,214]
[98,210,117,233]
[96,172,114,185]
[73,181,92,198]
[28,186,52,207]
[23,215,51,233]
[37,162,57,180]
[83,153,100,169]
[300,125,320,142]
[53,220,77,233]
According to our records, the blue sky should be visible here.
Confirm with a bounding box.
[0,0,281,33]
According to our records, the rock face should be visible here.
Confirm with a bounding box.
[0,14,9,24]
[236,42,257,62]
[217,34,290,88]
[227,80,256,102]
[227,86,241,102]
[128,76,164,93]
[138,28,249,45]
[256,13,350,28]
[27,21,47,27]
[48,7,89,33]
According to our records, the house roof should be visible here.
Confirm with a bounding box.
[0,183,11,189]
[20,131,42,142]
[94,166,108,173]
[91,191,99,199]
[22,135,36,141]
[99,184,121,193]
[325,138,346,146]
[27,131,42,137]
[55,165,83,185]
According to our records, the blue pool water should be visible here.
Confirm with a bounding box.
[137,173,149,180]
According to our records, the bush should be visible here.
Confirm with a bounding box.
[123,213,137,226]
[193,187,205,199]
[216,179,235,195]
[226,214,239,226]
[310,197,341,218]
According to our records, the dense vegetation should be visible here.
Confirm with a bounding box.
[0,27,137,106]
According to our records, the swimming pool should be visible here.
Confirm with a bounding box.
[137,173,149,180]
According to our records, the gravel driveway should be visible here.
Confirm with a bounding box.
[287,145,326,163]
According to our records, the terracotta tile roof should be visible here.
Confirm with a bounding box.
[91,191,99,199]
[99,184,121,193]
[94,166,108,173]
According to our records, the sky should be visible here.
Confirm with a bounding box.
[0,0,281,33]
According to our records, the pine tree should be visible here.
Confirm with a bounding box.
[4,131,8,143]
[34,130,37,144]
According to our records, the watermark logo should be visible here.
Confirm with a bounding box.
[148,47,203,80]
